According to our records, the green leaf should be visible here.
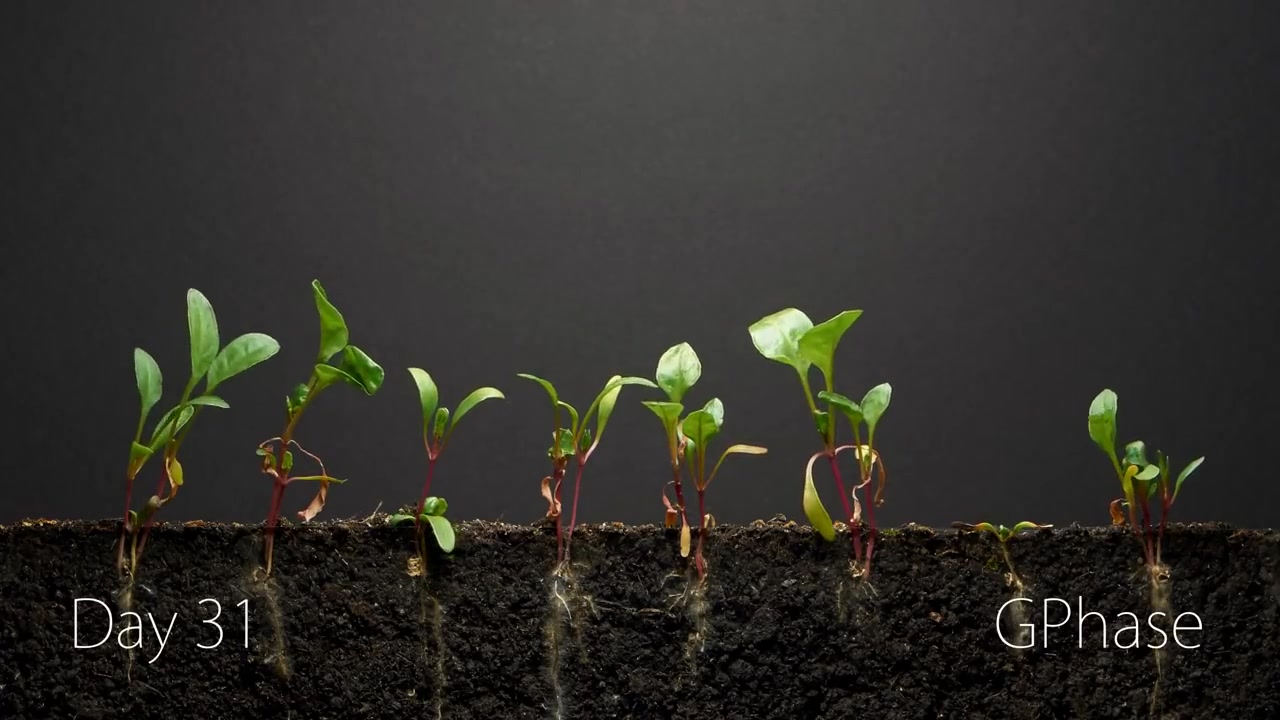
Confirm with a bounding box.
[813,410,830,438]
[656,342,701,402]
[433,407,450,440]
[681,409,719,452]
[206,333,280,391]
[1123,440,1151,468]
[407,368,439,433]
[186,289,219,383]
[516,373,559,406]
[577,427,594,455]
[591,375,657,447]
[860,383,892,438]
[818,390,862,425]
[134,348,162,421]
[287,383,310,415]
[425,515,455,553]
[313,363,358,391]
[641,401,684,435]
[1133,463,1159,481]
[1173,456,1204,501]
[388,514,416,526]
[748,308,814,371]
[803,453,836,541]
[339,345,384,395]
[423,496,448,516]
[1011,521,1050,534]
[451,387,505,430]
[558,401,580,434]
[188,395,229,409]
[549,428,575,459]
[282,450,294,473]
[127,441,153,478]
[704,443,767,489]
[798,310,862,385]
[1088,389,1118,459]
[312,279,349,362]
[701,397,724,429]
[148,404,195,449]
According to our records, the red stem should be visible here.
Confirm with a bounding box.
[861,467,879,579]
[672,465,691,530]
[552,462,566,562]
[414,457,439,537]
[263,477,286,574]
[118,476,134,571]
[562,461,587,563]
[134,460,172,561]
[826,452,862,561]
[695,488,707,580]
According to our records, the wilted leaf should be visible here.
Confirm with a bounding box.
[206,333,279,391]
[656,342,701,402]
[803,453,836,541]
[166,456,184,489]
[703,444,768,490]
[541,475,561,518]
[1109,498,1126,526]
[186,289,219,383]
[312,279,349,362]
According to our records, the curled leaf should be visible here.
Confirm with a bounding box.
[297,482,331,523]
[803,452,836,541]
[1109,498,1127,526]
[541,475,561,519]
[312,279,349,362]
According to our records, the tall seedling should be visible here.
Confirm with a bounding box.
[642,342,766,580]
[518,373,657,569]
[749,308,892,579]
[121,290,280,578]
[256,280,384,575]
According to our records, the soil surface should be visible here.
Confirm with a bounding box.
[1,518,1277,719]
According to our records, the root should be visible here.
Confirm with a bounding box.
[683,575,710,670]
[419,584,446,720]
[115,574,137,683]
[836,561,878,624]
[250,565,291,680]
[1147,563,1172,719]
[543,562,594,720]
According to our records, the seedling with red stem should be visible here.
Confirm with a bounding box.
[1088,389,1204,578]
[749,308,893,580]
[952,521,1052,590]
[256,280,384,576]
[518,373,657,570]
[394,368,503,568]
[119,289,279,580]
[641,342,766,580]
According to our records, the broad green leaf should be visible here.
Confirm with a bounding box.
[1132,463,1159,481]
[592,375,657,446]
[387,514,416,526]
[656,342,701,402]
[206,333,280,391]
[313,363,358,391]
[423,496,448,515]
[549,428,575,459]
[1173,456,1204,501]
[127,441,153,478]
[516,373,559,406]
[798,310,862,384]
[803,453,836,542]
[339,345,384,395]
[704,444,767,489]
[701,397,724,429]
[433,407,450,440]
[681,409,719,451]
[186,289,219,383]
[188,395,229,409]
[748,308,814,370]
[425,515,455,553]
[407,368,439,432]
[1088,389,1118,459]
[134,348,162,421]
[818,390,862,425]
[641,401,683,435]
[860,383,892,437]
[148,404,195,449]
[451,387,504,429]
[1123,440,1150,468]
[312,279,349,362]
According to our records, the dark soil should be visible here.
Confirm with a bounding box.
[1,518,1277,719]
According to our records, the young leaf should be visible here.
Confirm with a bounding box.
[860,383,892,438]
[749,308,814,371]
[407,368,439,433]
[803,453,836,541]
[134,348,162,421]
[701,397,724,429]
[451,387,505,430]
[206,334,279,392]
[817,390,862,425]
[167,457,184,488]
[516,373,559,406]
[188,395,230,409]
[339,345,384,395]
[1173,456,1204,501]
[186,289,219,383]
[423,496,448,515]
[812,409,830,438]
[798,310,862,385]
[681,409,719,453]
[387,514,416,526]
[149,404,195,449]
[287,383,310,415]
[127,441,153,478]
[1123,440,1151,469]
[433,407,450,440]
[703,444,768,489]
[656,342,701,402]
[641,401,684,436]
[1088,389,1119,460]
[1134,463,1160,482]
[1011,521,1052,534]
[557,401,580,435]
[312,280,349,362]
[591,375,657,447]
[425,515,455,553]
[549,428,575,459]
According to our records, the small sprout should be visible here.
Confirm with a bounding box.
[257,280,384,576]
[119,289,279,578]
[519,372,657,569]
[404,367,503,570]
[749,308,892,580]
[953,521,1051,589]
[1088,388,1205,572]
[389,496,456,554]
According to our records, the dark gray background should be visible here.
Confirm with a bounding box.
[3,1,1277,529]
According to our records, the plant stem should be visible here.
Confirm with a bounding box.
[263,478,286,575]
[562,461,587,563]
[1157,494,1170,566]
[413,457,439,567]
[860,462,880,579]
[695,488,708,580]
[551,461,567,562]
[825,452,861,561]
[117,475,134,574]
[671,464,690,531]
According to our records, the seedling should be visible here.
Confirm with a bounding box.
[120,289,280,578]
[518,372,657,568]
[952,521,1051,588]
[389,496,456,560]
[749,307,892,579]
[1088,388,1205,574]
[642,342,766,580]
[398,368,503,567]
[256,280,384,575]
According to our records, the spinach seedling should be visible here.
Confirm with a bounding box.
[641,342,766,580]
[389,496,456,559]
[1088,388,1204,572]
[121,289,280,577]
[953,521,1051,588]
[518,372,657,567]
[257,280,384,575]
[399,368,503,566]
[749,307,892,579]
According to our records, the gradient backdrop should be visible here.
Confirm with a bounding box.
[3,2,1278,529]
